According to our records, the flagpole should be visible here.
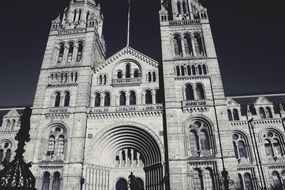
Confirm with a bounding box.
[127,0,131,46]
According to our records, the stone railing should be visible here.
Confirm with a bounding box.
[182,100,208,107]
[112,77,142,87]
[47,107,69,114]
[169,19,200,26]
[58,28,86,35]
[90,104,163,114]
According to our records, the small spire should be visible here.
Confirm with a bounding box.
[127,0,131,46]
[280,103,284,112]
[247,105,252,115]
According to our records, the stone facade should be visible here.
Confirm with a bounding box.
[1,0,285,189]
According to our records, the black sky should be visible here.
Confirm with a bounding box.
[0,0,284,107]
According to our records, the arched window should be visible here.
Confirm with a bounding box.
[5,149,11,162]
[120,91,126,106]
[42,172,50,190]
[104,92,111,107]
[194,33,204,55]
[266,107,273,118]
[204,168,214,190]
[244,173,254,190]
[54,92,61,107]
[227,109,233,121]
[47,135,55,156]
[281,170,285,186]
[148,72,152,82]
[177,1,182,14]
[272,171,282,188]
[198,65,202,75]
[200,130,210,151]
[129,91,136,105]
[264,131,284,158]
[190,130,199,155]
[46,126,67,160]
[202,65,207,74]
[6,120,11,129]
[182,1,188,14]
[117,70,123,79]
[184,34,193,55]
[193,169,203,190]
[67,42,74,63]
[187,65,191,75]
[185,84,194,100]
[196,83,205,100]
[76,42,83,62]
[189,120,213,157]
[238,141,247,158]
[52,172,61,190]
[181,66,185,76]
[64,91,70,107]
[153,72,156,82]
[238,173,244,190]
[0,149,3,162]
[95,93,101,107]
[134,69,139,78]
[264,139,274,157]
[125,64,131,78]
[174,35,183,56]
[11,119,16,130]
[145,90,153,104]
[259,107,266,119]
[57,43,64,63]
[233,109,239,120]
[273,138,282,156]
[191,65,196,75]
[233,133,249,161]
[176,66,180,76]
[57,135,65,157]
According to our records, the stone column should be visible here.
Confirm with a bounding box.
[142,92,146,105]
[62,45,69,64]
[101,93,105,107]
[152,90,156,104]
[126,92,130,106]
[131,149,134,166]
[72,43,78,64]
[119,150,123,167]
[191,33,197,56]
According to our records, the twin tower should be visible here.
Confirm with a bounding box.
[24,0,254,189]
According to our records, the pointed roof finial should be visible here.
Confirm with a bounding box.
[127,0,131,47]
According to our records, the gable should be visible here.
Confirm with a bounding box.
[94,46,159,73]
[226,98,240,107]
[3,108,20,118]
[254,96,272,106]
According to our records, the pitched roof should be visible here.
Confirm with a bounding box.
[228,93,285,115]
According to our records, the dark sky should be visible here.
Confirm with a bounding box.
[0,0,284,107]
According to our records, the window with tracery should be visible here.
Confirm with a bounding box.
[46,126,66,160]
[52,172,61,190]
[188,120,213,157]
[232,133,250,162]
[263,130,284,158]
[0,141,12,163]
[174,35,183,56]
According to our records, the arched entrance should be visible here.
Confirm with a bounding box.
[85,125,164,190]
[133,177,144,190]
[116,178,128,190]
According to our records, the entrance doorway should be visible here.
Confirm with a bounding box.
[115,177,144,190]
[116,178,128,190]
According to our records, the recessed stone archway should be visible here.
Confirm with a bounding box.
[84,125,164,190]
